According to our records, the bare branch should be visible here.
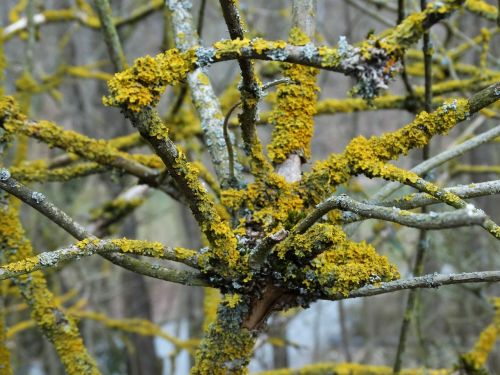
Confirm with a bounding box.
[323,271,500,301]
[305,193,488,230]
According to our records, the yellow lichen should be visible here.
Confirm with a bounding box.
[301,98,470,204]
[110,238,164,258]
[257,362,451,375]
[192,298,255,375]
[0,201,101,374]
[460,297,500,372]
[465,0,498,20]
[169,149,243,276]
[213,38,250,57]
[103,49,197,112]
[174,247,198,261]
[268,28,319,163]
[222,173,304,234]
[203,288,221,332]
[311,235,399,296]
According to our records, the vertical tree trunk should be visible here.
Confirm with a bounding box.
[122,218,163,375]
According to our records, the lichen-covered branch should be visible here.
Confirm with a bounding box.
[0,239,205,285]
[104,0,464,114]
[168,0,242,188]
[0,169,201,272]
[268,6,319,181]
[2,0,165,40]
[257,361,449,375]
[458,297,500,372]
[0,200,101,374]
[219,0,270,177]
[374,123,500,200]
[0,97,159,183]
[301,83,500,205]
[380,180,500,211]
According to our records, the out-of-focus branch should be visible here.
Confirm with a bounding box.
[3,1,165,40]
[93,0,127,71]
[0,101,159,183]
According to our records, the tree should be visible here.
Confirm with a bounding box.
[0,0,499,374]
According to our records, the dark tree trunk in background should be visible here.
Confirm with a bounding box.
[122,218,163,375]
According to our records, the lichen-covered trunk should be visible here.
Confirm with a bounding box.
[191,297,256,375]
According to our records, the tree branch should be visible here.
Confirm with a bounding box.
[374,123,500,200]
[0,170,204,284]
[304,193,488,230]
[323,271,500,300]
[380,180,500,210]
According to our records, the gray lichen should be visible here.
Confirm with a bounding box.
[0,168,10,181]
[337,35,400,100]
[31,191,45,203]
[301,43,317,61]
[196,47,216,68]
[265,48,289,61]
